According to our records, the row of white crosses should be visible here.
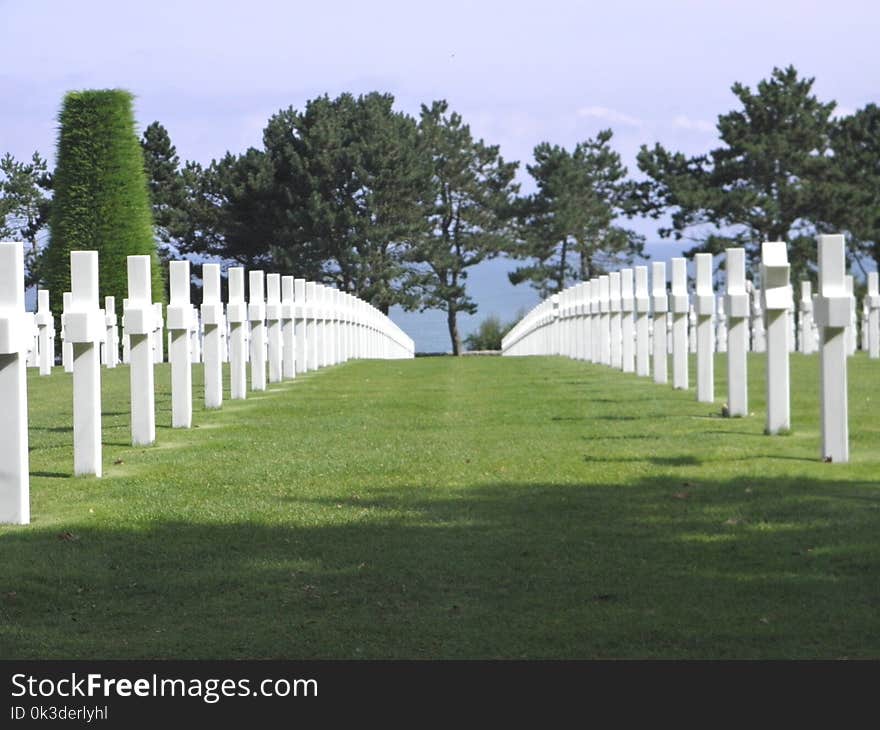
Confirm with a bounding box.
[0,243,414,525]
[502,234,869,463]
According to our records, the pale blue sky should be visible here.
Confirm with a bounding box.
[3,0,878,350]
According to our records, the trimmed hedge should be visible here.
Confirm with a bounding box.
[44,89,164,320]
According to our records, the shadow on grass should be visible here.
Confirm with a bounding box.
[1,473,878,661]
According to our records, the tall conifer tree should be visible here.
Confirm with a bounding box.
[43,89,164,318]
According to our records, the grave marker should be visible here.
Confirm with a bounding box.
[248,271,267,390]
[0,242,30,523]
[634,266,650,376]
[266,273,283,383]
[651,262,668,384]
[620,269,635,373]
[724,248,749,417]
[715,296,727,354]
[845,275,856,356]
[814,234,851,462]
[609,272,622,368]
[694,253,715,403]
[167,260,193,428]
[294,278,308,373]
[590,278,600,363]
[761,241,792,434]
[750,283,766,353]
[66,251,104,475]
[227,267,248,400]
[582,281,593,362]
[201,263,224,409]
[281,276,296,379]
[670,257,689,390]
[35,289,54,376]
[124,256,156,446]
[799,281,815,354]
[62,292,73,372]
[598,276,611,366]
[306,282,319,371]
[104,296,118,368]
[152,302,164,364]
[868,272,879,359]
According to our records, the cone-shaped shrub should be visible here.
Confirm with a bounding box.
[43,89,164,319]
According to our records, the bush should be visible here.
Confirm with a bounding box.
[463,314,514,351]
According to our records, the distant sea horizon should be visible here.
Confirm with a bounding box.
[391,241,690,353]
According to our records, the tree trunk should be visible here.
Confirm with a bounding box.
[447,307,461,356]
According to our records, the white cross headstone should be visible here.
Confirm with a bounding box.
[201,263,224,409]
[35,289,54,376]
[306,282,319,371]
[867,272,880,359]
[581,281,593,362]
[294,278,308,374]
[750,284,766,353]
[716,296,728,354]
[62,292,73,372]
[266,273,283,383]
[620,269,634,373]
[104,296,118,368]
[761,241,792,435]
[634,266,650,376]
[65,251,104,476]
[25,313,38,368]
[688,305,697,354]
[573,282,585,361]
[597,276,610,366]
[227,267,248,400]
[651,262,668,384]
[152,302,164,364]
[167,260,193,428]
[814,234,852,462]
[609,272,622,368]
[326,287,338,366]
[861,299,869,352]
[725,248,749,417]
[0,242,30,523]
[248,271,267,390]
[694,253,715,403]
[845,275,856,356]
[281,276,296,379]
[121,299,130,364]
[799,281,815,355]
[550,293,560,356]
[669,257,689,390]
[125,256,156,446]
[589,278,600,363]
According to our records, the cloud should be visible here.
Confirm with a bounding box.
[576,106,643,128]
[672,115,715,133]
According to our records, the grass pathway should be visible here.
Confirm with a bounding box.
[2,354,879,658]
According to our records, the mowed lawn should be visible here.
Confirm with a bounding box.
[2,352,879,659]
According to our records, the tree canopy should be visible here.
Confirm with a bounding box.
[0,151,51,287]
[634,65,837,282]
[408,101,519,354]
[509,130,644,298]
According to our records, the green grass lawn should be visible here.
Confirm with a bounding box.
[2,352,879,659]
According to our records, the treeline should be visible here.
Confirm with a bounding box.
[2,66,879,353]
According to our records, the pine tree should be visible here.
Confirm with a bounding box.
[408,101,519,354]
[510,131,643,297]
[634,66,836,279]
